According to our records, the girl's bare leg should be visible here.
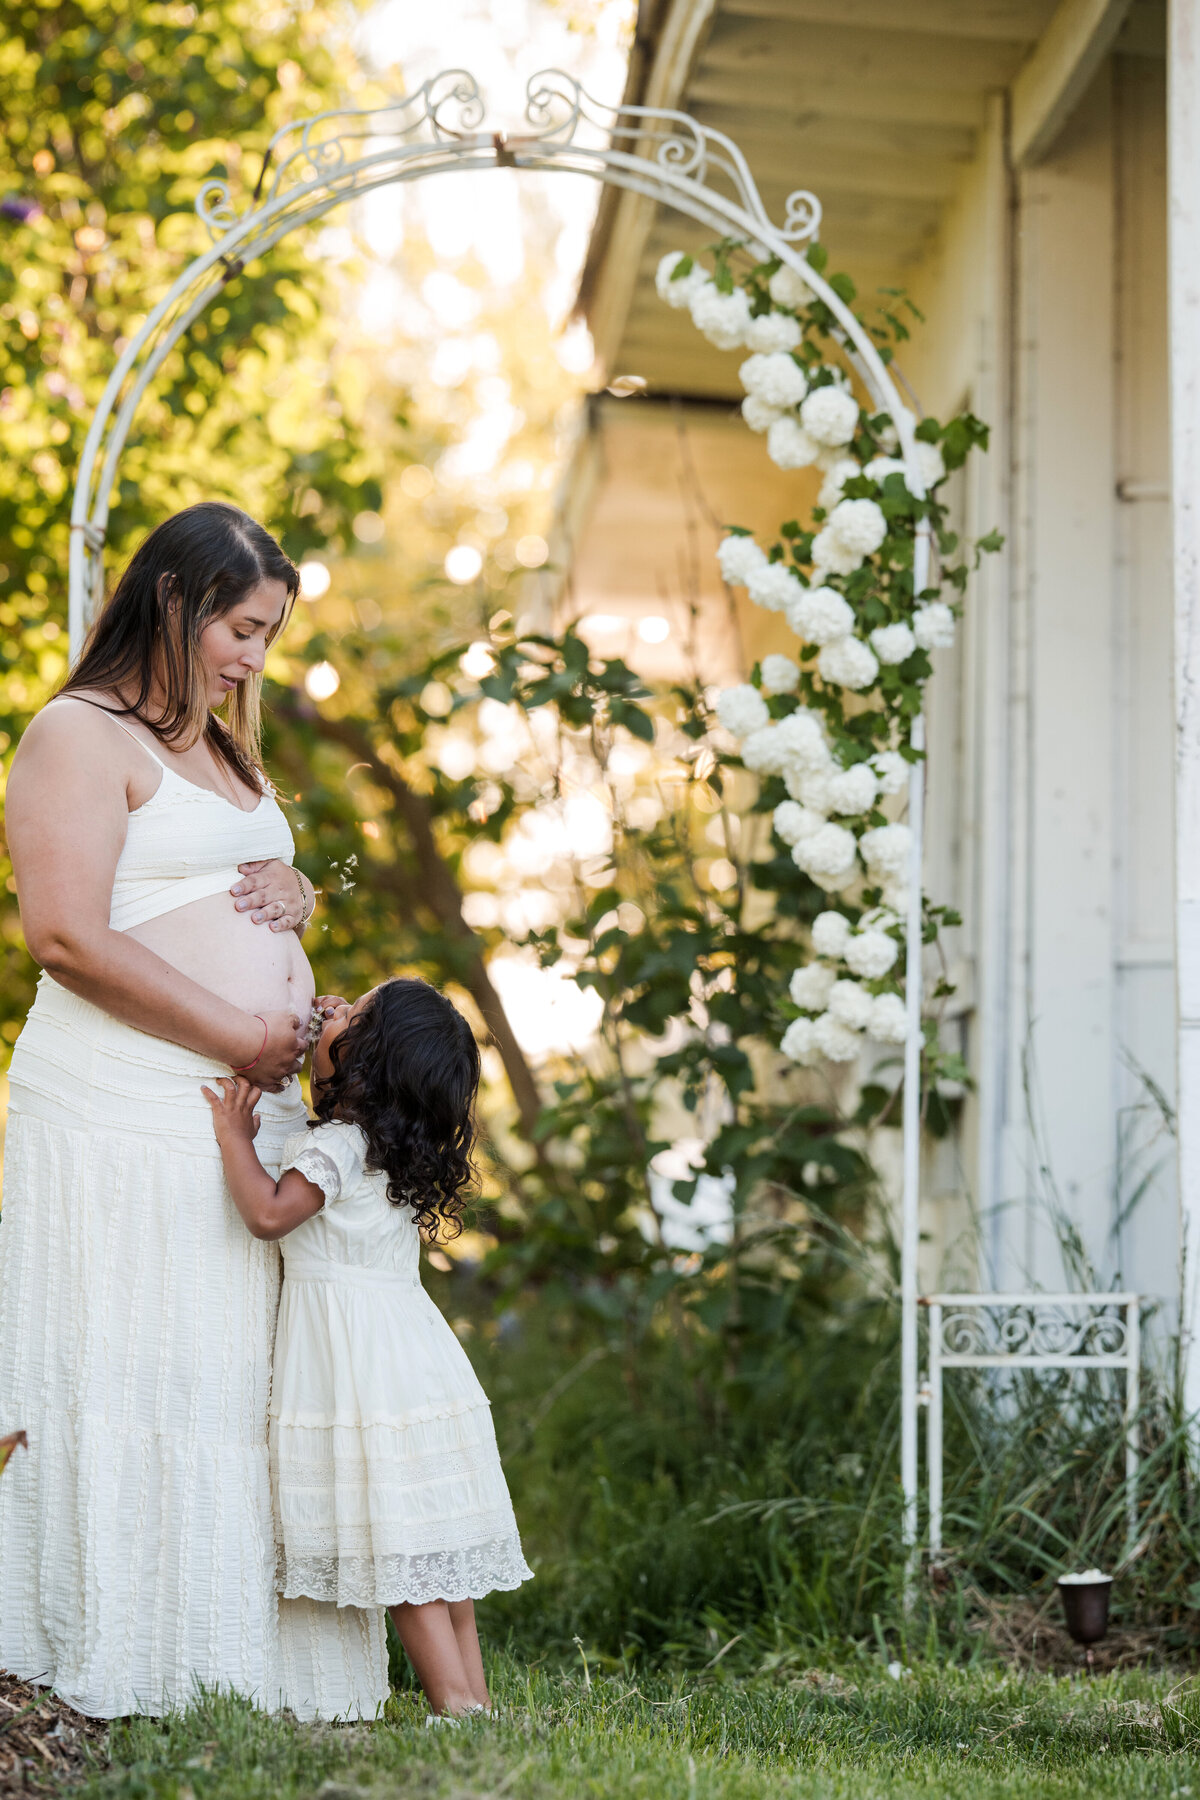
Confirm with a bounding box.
[448,1598,489,1708]
[389,1599,477,1715]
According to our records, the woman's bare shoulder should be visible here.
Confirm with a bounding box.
[11,694,131,778]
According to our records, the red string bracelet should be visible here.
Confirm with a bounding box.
[233,1014,269,1074]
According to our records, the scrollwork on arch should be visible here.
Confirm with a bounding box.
[520,69,820,246]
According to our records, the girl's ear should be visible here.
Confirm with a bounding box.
[157,572,180,613]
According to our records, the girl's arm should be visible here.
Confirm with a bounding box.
[6,702,307,1088]
[202,1076,326,1240]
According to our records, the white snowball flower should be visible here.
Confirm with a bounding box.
[716,684,770,739]
[768,263,811,309]
[845,929,900,980]
[780,1016,820,1065]
[913,601,956,650]
[881,881,911,915]
[818,636,879,692]
[872,749,909,795]
[869,623,917,665]
[689,281,753,350]
[794,767,834,814]
[869,991,909,1045]
[829,979,874,1031]
[740,725,787,775]
[774,708,831,773]
[739,351,808,409]
[747,560,803,613]
[761,653,800,695]
[800,385,860,447]
[742,395,782,434]
[812,910,853,958]
[656,252,708,309]
[792,821,857,882]
[859,822,912,877]
[864,455,905,485]
[785,584,855,646]
[716,533,767,587]
[813,1012,862,1062]
[790,962,836,1010]
[828,497,888,556]
[745,309,803,354]
[818,457,862,511]
[827,762,878,815]
[810,527,865,579]
[766,416,821,470]
[773,800,823,846]
[914,441,946,489]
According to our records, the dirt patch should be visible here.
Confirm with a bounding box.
[965,1591,1190,1674]
[0,1671,108,1794]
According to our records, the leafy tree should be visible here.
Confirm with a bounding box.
[0,0,389,1041]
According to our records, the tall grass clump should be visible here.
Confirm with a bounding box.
[440,1231,1200,1671]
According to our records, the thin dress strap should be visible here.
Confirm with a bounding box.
[54,696,171,773]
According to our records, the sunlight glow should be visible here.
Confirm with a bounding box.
[445,545,484,584]
[515,534,549,568]
[298,560,331,599]
[637,615,671,644]
[304,661,340,701]
[646,1140,735,1250]
[460,640,496,678]
[488,954,605,1058]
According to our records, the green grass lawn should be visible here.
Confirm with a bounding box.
[70,1655,1200,1800]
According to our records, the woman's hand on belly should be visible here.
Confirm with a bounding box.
[127,892,316,1018]
[231,859,313,932]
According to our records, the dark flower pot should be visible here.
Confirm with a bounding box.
[1057,1576,1112,1644]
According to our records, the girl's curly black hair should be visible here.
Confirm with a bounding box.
[312,977,481,1239]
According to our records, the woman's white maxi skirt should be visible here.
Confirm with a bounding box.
[0,978,389,1720]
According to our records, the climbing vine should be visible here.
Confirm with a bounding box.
[657,241,999,1087]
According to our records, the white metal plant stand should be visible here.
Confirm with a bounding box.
[67,65,963,1562]
[922,1293,1141,1559]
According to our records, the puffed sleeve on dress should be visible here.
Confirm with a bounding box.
[279,1121,367,1206]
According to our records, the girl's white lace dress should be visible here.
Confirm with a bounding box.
[0,716,389,1721]
[273,1120,533,1608]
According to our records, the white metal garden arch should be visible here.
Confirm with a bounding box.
[66,65,945,1562]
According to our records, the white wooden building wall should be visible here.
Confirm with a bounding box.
[910,50,1176,1309]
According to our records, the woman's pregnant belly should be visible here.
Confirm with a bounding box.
[126,891,316,1020]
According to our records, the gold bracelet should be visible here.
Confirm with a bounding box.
[293,865,313,925]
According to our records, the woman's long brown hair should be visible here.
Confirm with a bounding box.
[60,501,299,788]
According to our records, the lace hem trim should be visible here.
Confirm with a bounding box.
[277,1537,534,1607]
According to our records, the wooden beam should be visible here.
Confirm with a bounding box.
[704,16,1033,92]
[687,67,987,130]
[717,0,1056,42]
[1010,0,1134,164]
[689,101,978,167]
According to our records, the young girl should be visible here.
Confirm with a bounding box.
[203,977,532,1719]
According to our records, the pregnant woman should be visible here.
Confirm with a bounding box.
[0,502,389,1719]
